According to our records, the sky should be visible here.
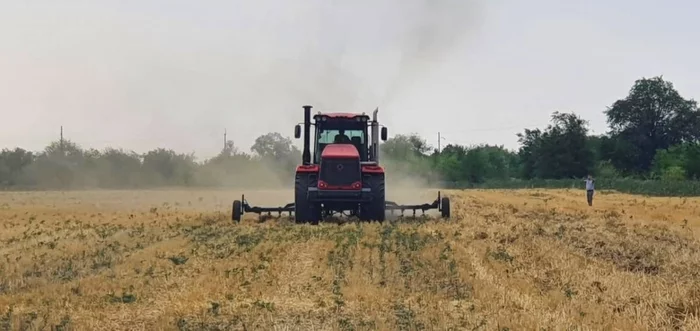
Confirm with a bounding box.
[0,0,698,160]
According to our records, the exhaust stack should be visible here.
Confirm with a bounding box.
[302,105,312,165]
[372,107,379,164]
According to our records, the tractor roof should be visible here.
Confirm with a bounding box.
[321,144,360,159]
[315,112,370,119]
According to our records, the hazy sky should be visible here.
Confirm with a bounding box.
[1,0,697,159]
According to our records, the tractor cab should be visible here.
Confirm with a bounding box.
[313,113,370,164]
[294,111,387,165]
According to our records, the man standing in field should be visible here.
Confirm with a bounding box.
[584,174,595,206]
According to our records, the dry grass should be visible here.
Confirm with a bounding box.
[1,188,700,330]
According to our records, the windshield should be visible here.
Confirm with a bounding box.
[315,128,367,162]
[318,129,365,144]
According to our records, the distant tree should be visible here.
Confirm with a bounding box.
[429,143,519,184]
[477,145,519,180]
[26,139,86,188]
[462,147,489,183]
[141,148,197,186]
[651,142,700,180]
[380,133,438,183]
[517,112,594,179]
[221,140,239,157]
[381,133,432,159]
[209,140,249,165]
[605,76,700,174]
[196,140,256,188]
[516,128,543,179]
[435,152,462,182]
[95,148,143,188]
[436,144,466,182]
[0,148,34,186]
[250,133,299,161]
[249,132,300,183]
[684,143,700,179]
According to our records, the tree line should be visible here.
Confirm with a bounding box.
[2,76,700,195]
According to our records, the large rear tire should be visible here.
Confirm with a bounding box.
[295,174,321,225]
[360,174,385,222]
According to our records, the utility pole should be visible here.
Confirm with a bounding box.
[60,126,64,154]
[223,129,227,150]
[437,132,446,153]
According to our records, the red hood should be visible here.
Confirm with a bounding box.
[321,144,359,159]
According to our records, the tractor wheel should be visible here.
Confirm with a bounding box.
[441,197,451,219]
[232,200,242,223]
[360,175,385,222]
[295,174,321,225]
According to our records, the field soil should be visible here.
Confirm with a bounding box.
[1,188,700,330]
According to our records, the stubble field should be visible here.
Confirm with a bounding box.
[1,188,700,330]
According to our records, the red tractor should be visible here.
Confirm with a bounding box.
[231,105,450,224]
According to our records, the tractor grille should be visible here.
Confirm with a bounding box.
[320,159,361,188]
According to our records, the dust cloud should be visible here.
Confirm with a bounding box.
[1,1,484,193]
[381,158,443,204]
[193,0,484,192]
[304,0,482,196]
[375,0,485,106]
[258,0,485,112]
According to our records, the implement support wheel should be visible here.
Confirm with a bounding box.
[232,200,242,223]
[441,197,450,219]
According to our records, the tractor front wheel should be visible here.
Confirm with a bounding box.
[360,175,385,222]
[295,174,321,225]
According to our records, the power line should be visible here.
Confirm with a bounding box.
[434,118,612,149]
[437,119,609,135]
[437,122,546,135]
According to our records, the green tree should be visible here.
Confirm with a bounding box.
[381,134,437,184]
[250,133,299,161]
[478,145,518,180]
[26,140,86,188]
[250,132,301,184]
[0,148,34,186]
[517,112,594,179]
[196,140,258,187]
[605,76,700,174]
[381,133,432,159]
[462,147,489,183]
[516,128,543,179]
[436,144,466,182]
[684,143,700,179]
[651,142,700,180]
[95,148,143,188]
[141,148,197,186]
